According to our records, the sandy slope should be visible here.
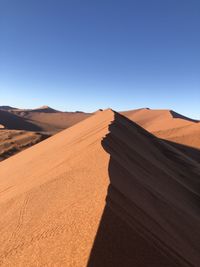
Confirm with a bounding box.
[0,110,199,266]
[122,108,200,149]
[0,107,92,161]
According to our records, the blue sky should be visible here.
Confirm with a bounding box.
[0,0,200,118]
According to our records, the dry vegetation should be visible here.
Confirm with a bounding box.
[0,130,49,161]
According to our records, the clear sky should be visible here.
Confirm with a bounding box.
[0,0,200,118]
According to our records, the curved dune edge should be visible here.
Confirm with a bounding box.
[0,110,199,266]
[122,108,200,152]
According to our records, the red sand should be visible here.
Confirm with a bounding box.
[0,110,199,266]
[0,106,92,134]
[123,108,200,149]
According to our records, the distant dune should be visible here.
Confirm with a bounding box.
[2,106,92,134]
[30,105,60,113]
[0,110,42,131]
[122,108,200,154]
[17,110,92,133]
[0,106,92,160]
[0,106,18,111]
[0,109,199,266]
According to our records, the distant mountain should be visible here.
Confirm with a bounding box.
[29,106,60,113]
[0,105,18,111]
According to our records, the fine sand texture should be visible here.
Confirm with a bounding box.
[0,110,200,266]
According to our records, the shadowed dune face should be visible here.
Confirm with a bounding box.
[122,108,198,131]
[6,108,92,134]
[0,107,92,161]
[0,106,17,111]
[161,139,200,164]
[87,204,177,267]
[88,112,200,267]
[170,110,199,123]
[122,108,200,150]
[0,110,42,131]
[0,110,200,266]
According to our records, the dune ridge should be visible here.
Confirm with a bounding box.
[0,110,199,266]
[122,108,200,150]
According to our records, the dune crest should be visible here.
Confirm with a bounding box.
[122,108,200,150]
[0,110,199,266]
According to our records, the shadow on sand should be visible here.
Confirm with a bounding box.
[170,110,199,123]
[0,110,42,131]
[162,139,200,164]
[86,112,193,267]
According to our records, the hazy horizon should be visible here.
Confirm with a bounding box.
[1,1,200,119]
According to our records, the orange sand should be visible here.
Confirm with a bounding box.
[0,110,199,266]
[123,108,200,149]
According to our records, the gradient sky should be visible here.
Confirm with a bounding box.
[0,0,200,118]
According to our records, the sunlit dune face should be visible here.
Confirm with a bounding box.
[0,110,199,266]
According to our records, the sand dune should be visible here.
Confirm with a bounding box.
[19,110,92,133]
[30,105,60,113]
[122,108,200,150]
[0,106,92,134]
[0,109,199,266]
[0,110,42,132]
[0,106,18,111]
[0,106,92,160]
[1,106,92,134]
